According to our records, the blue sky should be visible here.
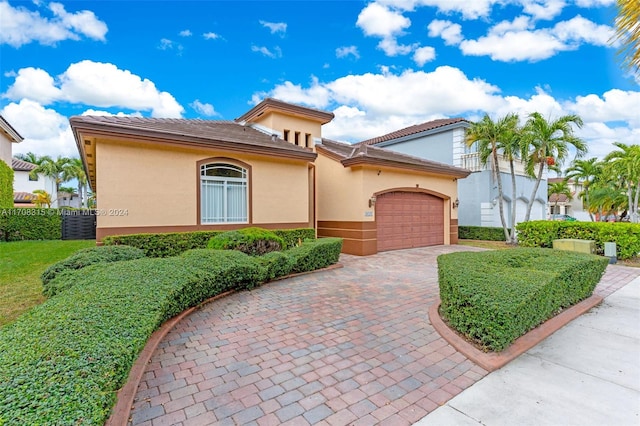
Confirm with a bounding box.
[1,0,638,165]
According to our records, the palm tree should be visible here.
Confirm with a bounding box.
[30,156,72,204]
[14,152,42,165]
[32,189,52,208]
[612,0,640,73]
[548,181,573,215]
[63,158,88,208]
[522,112,587,222]
[465,113,519,243]
[604,142,640,222]
[565,158,603,222]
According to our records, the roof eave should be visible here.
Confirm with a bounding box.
[341,157,471,178]
[236,98,334,125]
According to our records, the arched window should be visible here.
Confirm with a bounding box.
[200,163,248,224]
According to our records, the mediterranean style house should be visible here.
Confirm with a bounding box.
[357,119,548,227]
[70,98,470,255]
[548,177,590,221]
[12,158,58,207]
[0,116,23,167]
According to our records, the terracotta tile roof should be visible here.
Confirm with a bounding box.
[14,192,35,203]
[549,194,571,203]
[357,118,469,146]
[236,98,334,125]
[317,138,471,178]
[11,157,37,171]
[70,116,318,160]
[0,115,24,143]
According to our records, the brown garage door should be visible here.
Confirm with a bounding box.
[376,191,444,252]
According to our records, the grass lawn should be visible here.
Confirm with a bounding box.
[0,240,94,327]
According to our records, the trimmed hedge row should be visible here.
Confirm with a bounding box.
[103,228,316,257]
[0,209,62,241]
[0,161,13,209]
[0,238,342,425]
[516,220,640,260]
[458,226,508,241]
[208,228,285,255]
[438,248,608,352]
[41,245,147,297]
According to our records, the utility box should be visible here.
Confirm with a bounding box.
[604,242,617,264]
[552,239,596,254]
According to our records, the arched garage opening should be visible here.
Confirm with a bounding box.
[375,190,445,252]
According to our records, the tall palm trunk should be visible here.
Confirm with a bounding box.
[525,161,545,222]
[492,146,509,242]
[509,159,517,243]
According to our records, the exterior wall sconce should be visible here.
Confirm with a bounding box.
[369,196,377,208]
[453,198,460,208]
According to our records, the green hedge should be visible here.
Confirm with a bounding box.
[0,237,342,424]
[208,227,285,255]
[41,245,147,297]
[516,221,640,260]
[0,208,62,241]
[458,226,508,241]
[0,161,13,209]
[103,228,316,257]
[438,248,608,352]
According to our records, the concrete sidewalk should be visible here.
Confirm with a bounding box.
[415,276,640,426]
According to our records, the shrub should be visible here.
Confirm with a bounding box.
[0,250,262,425]
[41,245,147,296]
[0,161,13,209]
[517,220,640,260]
[255,251,295,282]
[458,226,508,241]
[287,238,343,273]
[102,230,223,257]
[0,208,62,242]
[438,248,608,352]
[208,227,285,256]
[273,228,316,249]
[103,228,316,257]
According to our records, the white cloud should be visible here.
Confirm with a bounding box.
[203,32,221,40]
[179,29,192,37]
[574,0,615,6]
[459,15,616,62]
[568,89,640,127]
[336,45,360,59]
[519,0,566,20]
[3,60,184,118]
[1,99,77,157]
[357,3,410,38]
[413,46,436,66]
[259,20,287,35]
[427,19,463,45]
[190,100,219,117]
[81,109,142,117]
[252,77,331,109]
[415,0,500,20]
[251,45,282,58]
[4,67,62,104]
[158,38,173,50]
[0,0,107,47]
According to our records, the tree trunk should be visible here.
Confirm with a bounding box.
[509,159,517,244]
[525,161,545,222]
[631,180,639,223]
[492,147,510,242]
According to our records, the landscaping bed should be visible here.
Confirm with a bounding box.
[437,248,609,352]
[0,233,342,425]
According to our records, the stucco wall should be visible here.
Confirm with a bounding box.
[317,152,459,223]
[95,139,311,229]
[13,170,57,206]
[379,131,455,165]
[0,134,12,166]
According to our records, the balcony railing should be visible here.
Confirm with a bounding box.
[461,153,528,176]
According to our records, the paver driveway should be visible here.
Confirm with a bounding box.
[128,245,489,426]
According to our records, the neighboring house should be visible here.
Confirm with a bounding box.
[70,98,469,255]
[58,191,82,208]
[357,119,548,228]
[12,158,58,208]
[0,115,23,166]
[548,177,590,221]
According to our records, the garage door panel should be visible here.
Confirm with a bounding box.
[376,191,445,252]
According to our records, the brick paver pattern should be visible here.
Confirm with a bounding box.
[128,246,640,426]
